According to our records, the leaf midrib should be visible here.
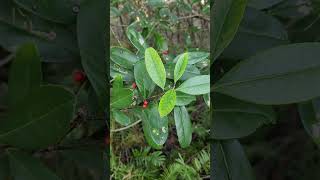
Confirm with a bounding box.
[213,0,233,54]
[0,99,73,138]
[213,63,320,90]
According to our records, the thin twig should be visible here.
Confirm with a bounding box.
[111,119,142,132]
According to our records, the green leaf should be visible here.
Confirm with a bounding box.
[134,61,156,98]
[177,75,210,95]
[112,110,131,126]
[113,75,123,90]
[174,53,188,83]
[0,85,75,150]
[77,0,107,109]
[7,150,60,180]
[14,0,77,24]
[155,33,168,51]
[211,140,255,180]
[203,93,210,107]
[158,89,176,117]
[8,43,41,107]
[110,47,139,69]
[173,52,209,65]
[212,0,248,62]
[248,0,284,9]
[141,104,168,149]
[212,93,276,139]
[145,47,166,89]
[221,7,288,60]
[176,91,196,106]
[0,21,78,62]
[298,99,320,146]
[174,106,192,148]
[111,88,133,109]
[111,62,134,82]
[166,63,200,81]
[127,25,148,53]
[213,43,320,105]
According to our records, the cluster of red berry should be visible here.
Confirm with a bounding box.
[132,82,148,108]
[143,100,148,108]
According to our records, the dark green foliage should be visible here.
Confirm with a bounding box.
[212,0,320,179]
[0,0,106,179]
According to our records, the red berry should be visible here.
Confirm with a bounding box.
[132,82,137,89]
[143,100,148,105]
[73,70,86,83]
[162,50,169,55]
[105,135,110,145]
[143,104,148,108]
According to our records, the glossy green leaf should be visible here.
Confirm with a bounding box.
[7,150,60,180]
[298,99,320,146]
[221,7,288,60]
[212,93,276,139]
[177,75,210,95]
[134,61,155,98]
[112,110,131,126]
[77,0,107,109]
[111,88,133,109]
[176,91,196,106]
[174,52,209,65]
[214,43,320,105]
[111,62,134,82]
[211,140,255,180]
[159,89,176,117]
[14,0,77,24]
[8,43,41,107]
[203,93,210,107]
[141,104,168,149]
[174,106,192,148]
[113,75,123,90]
[166,63,200,81]
[212,0,247,62]
[174,53,188,83]
[145,47,166,89]
[110,47,139,69]
[127,25,148,53]
[0,85,75,150]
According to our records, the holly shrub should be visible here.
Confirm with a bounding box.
[111,43,210,149]
[212,0,320,179]
[110,0,210,179]
[0,0,107,179]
